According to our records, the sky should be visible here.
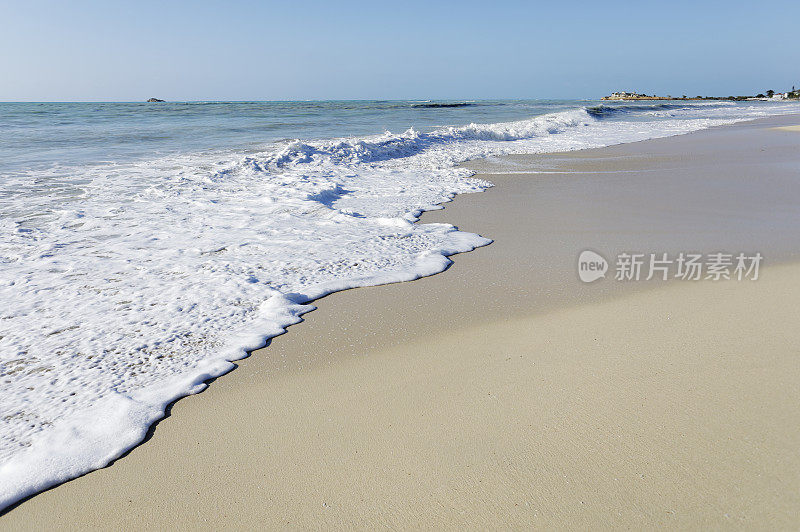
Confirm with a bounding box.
[0,0,798,101]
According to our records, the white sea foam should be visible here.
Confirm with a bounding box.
[1,101,798,509]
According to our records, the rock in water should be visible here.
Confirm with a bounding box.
[147,98,165,102]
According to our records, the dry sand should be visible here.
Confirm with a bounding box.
[3,115,800,529]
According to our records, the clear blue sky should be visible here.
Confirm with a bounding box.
[1,0,798,101]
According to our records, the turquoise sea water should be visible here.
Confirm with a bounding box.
[0,100,594,172]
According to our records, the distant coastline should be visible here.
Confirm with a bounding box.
[603,89,800,101]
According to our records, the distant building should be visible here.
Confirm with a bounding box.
[604,91,652,100]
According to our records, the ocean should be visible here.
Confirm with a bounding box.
[1,98,799,508]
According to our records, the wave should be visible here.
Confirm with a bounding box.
[585,101,738,118]
[257,108,595,171]
[411,102,477,108]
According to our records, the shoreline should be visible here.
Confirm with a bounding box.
[3,114,800,527]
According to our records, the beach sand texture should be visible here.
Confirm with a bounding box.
[3,115,800,529]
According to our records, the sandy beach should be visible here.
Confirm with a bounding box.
[4,115,800,528]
